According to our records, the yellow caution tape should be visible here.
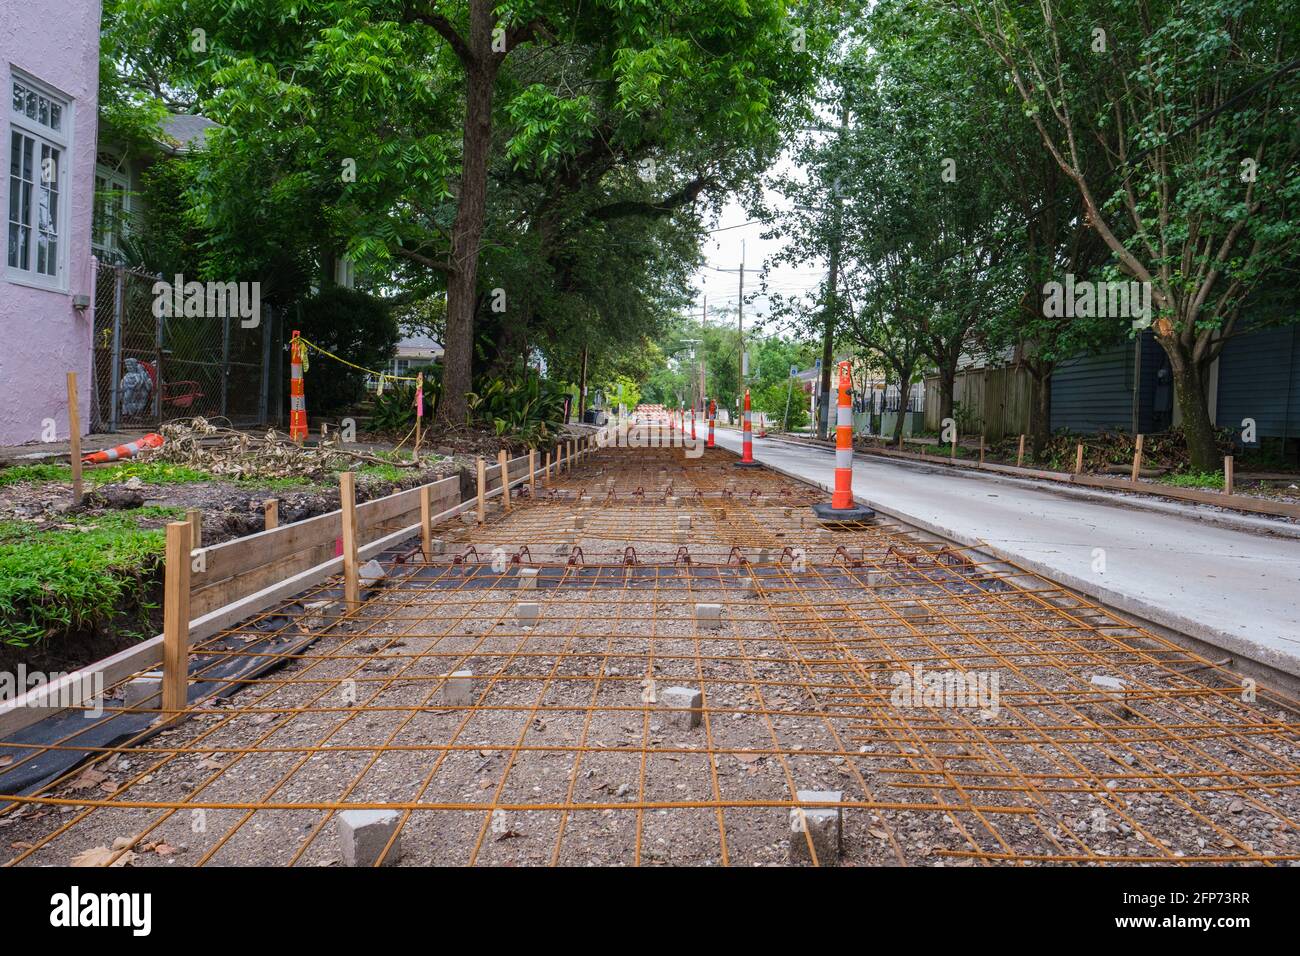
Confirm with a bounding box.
[296,336,420,383]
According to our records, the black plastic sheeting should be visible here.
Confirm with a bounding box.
[0,583,352,797]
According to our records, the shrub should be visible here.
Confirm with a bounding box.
[466,366,567,445]
[297,287,399,413]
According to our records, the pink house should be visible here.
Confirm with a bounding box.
[0,2,102,445]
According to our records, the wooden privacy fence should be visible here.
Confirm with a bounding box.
[924,365,1032,441]
[0,433,604,736]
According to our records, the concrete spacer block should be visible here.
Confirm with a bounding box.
[358,559,387,589]
[898,602,930,625]
[865,569,886,587]
[695,603,723,630]
[677,515,692,530]
[659,686,703,729]
[428,537,446,555]
[518,567,539,589]
[517,602,540,625]
[337,809,402,867]
[572,515,586,529]
[438,670,475,707]
[123,673,162,709]
[788,790,843,865]
[1090,675,1134,719]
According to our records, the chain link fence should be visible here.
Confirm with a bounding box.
[90,261,281,433]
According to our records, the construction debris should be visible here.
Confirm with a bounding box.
[146,417,418,482]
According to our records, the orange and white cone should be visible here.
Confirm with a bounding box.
[707,400,716,449]
[290,330,308,443]
[690,407,696,441]
[812,360,873,521]
[83,432,164,464]
[735,388,760,467]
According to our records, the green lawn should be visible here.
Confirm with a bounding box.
[0,509,178,649]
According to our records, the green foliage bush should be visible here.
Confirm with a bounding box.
[0,514,165,649]
[298,287,399,414]
[466,365,567,445]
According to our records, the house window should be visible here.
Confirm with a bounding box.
[93,159,131,263]
[7,74,70,286]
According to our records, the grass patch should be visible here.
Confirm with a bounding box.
[0,460,211,487]
[356,462,413,483]
[0,513,165,649]
[1159,471,1225,490]
[0,463,70,486]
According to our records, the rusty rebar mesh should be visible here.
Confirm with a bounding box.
[3,443,1299,866]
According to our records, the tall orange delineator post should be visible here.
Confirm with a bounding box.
[690,407,696,441]
[734,388,760,468]
[706,399,716,449]
[812,360,874,522]
[289,330,308,443]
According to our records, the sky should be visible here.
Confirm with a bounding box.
[688,153,829,342]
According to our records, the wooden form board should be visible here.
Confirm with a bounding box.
[0,441,583,739]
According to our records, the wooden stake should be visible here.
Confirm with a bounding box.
[499,449,511,511]
[979,433,986,465]
[1130,434,1145,483]
[1224,455,1234,496]
[162,521,192,713]
[66,372,82,506]
[529,449,537,495]
[339,471,360,605]
[1016,434,1026,468]
[263,498,278,530]
[950,432,958,461]
[413,371,423,462]
[1074,443,1085,475]
[544,450,551,485]
[419,484,432,559]
[186,508,202,549]
[476,457,486,524]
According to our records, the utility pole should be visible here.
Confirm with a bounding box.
[738,240,745,403]
[699,293,707,413]
[711,242,747,421]
[817,107,849,440]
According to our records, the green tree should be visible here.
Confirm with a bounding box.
[948,0,1300,469]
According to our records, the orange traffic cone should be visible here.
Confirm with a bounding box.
[83,432,164,464]
[734,389,760,468]
[812,361,874,522]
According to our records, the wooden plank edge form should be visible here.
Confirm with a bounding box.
[0,493,484,739]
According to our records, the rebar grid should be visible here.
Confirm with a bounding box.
[2,445,1298,866]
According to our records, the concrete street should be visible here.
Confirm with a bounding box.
[711,429,1300,678]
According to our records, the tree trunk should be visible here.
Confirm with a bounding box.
[1028,364,1052,461]
[435,8,498,428]
[578,345,588,419]
[937,364,956,428]
[1167,347,1219,472]
[891,364,914,446]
